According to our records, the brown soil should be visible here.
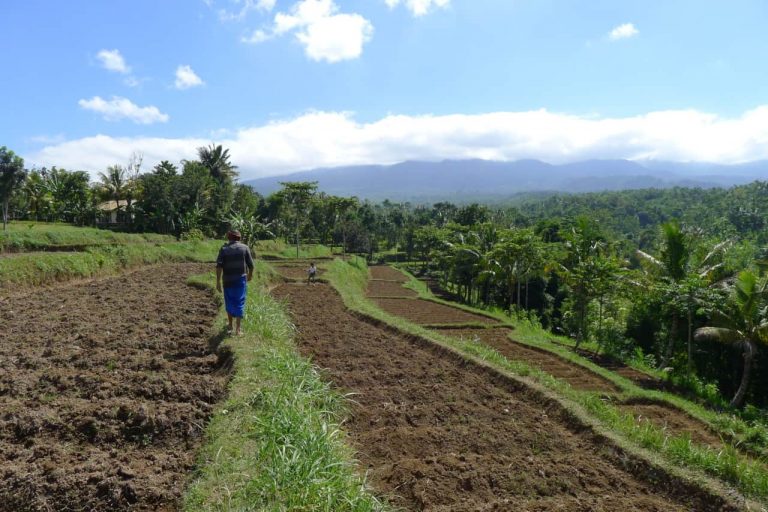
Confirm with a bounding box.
[435,328,619,393]
[0,264,226,512]
[272,265,325,280]
[367,280,418,298]
[369,265,409,282]
[272,283,738,511]
[374,298,498,325]
[618,401,724,448]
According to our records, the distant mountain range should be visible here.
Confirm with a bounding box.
[243,159,768,201]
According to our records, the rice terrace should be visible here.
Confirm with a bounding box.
[5,3,768,510]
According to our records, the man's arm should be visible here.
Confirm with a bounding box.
[246,247,254,282]
[216,267,223,292]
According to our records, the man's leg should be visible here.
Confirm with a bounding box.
[235,317,242,335]
[227,313,233,332]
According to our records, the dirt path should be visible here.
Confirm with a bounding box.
[273,283,737,511]
[0,263,225,512]
[374,298,499,325]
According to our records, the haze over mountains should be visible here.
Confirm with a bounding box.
[244,159,768,201]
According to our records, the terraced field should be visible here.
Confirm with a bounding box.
[272,280,742,510]
[0,264,225,511]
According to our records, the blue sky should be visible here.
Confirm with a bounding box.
[3,0,768,179]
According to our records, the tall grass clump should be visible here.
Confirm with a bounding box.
[184,271,386,512]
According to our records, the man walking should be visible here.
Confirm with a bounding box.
[216,230,254,336]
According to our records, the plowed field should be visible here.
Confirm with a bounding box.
[374,298,498,325]
[273,265,324,280]
[272,283,737,511]
[0,264,225,512]
[367,280,418,297]
[369,266,409,282]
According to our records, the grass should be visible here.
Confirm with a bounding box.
[0,240,222,289]
[184,266,387,512]
[254,240,333,260]
[327,258,768,504]
[0,221,174,251]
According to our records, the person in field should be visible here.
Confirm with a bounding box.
[216,230,254,335]
[307,262,317,284]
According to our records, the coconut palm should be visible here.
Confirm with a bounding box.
[637,221,731,370]
[694,266,768,408]
[197,144,238,184]
[98,165,128,221]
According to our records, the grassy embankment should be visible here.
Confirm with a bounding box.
[328,258,768,505]
[256,239,334,259]
[183,264,386,511]
[0,221,174,251]
[0,240,222,289]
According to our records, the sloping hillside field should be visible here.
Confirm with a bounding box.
[0,264,225,511]
[272,282,739,511]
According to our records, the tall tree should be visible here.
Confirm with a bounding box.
[0,147,27,231]
[276,181,317,258]
[98,165,128,222]
[695,266,768,408]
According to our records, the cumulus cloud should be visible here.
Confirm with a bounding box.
[78,96,170,124]
[29,107,768,178]
[609,22,639,41]
[218,0,276,21]
[174,65,205,89]
[96,49,131,74]
[385,0,450,16]
[245,0,373,63]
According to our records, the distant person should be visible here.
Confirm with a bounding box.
[216,230,254,335]
[307,262,317,284]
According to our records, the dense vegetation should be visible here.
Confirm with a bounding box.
[3,143,768,411]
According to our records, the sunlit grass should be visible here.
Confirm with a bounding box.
[184,270,387,512]
[0,221,174,251]
[0,240,221,289]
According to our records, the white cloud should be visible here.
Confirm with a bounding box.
[174,65,205,89]
[29,107,768,178]
[96,49,131,74]
[218,0,276,21]
[385,0,450,16]
[78,96,169,124]
[242,29,272,43]
[609,23,639,41]
[246,0,373,62]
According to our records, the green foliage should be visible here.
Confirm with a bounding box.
[0,146,27,231]
[0,221,174,251]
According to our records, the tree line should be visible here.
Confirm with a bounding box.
[3,144,768,410]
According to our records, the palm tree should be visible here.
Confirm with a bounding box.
[98,165,128,222]
[637,222,730,370]
[694,267,768,408]
[197,144,238,184]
